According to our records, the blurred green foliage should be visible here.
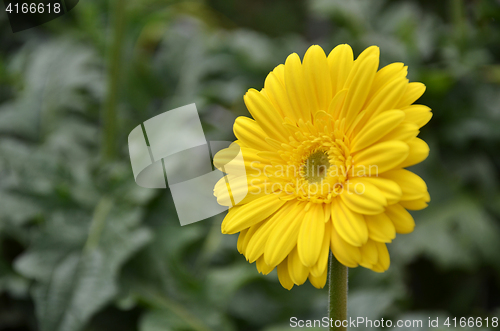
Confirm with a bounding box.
[0,0,499,330]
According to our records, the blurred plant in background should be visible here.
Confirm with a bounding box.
[0,0,499,330]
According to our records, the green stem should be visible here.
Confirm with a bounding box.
[328,252,348,331]
[450,0,466,50]
[101,0,126,161]
[84,196,113,252]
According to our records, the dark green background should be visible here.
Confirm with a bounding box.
[0,0,499,330]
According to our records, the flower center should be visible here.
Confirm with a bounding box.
[271,117,354,203]
[302,150,331,184]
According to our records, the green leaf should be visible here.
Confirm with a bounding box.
[206,262,263,307]
[0,191,42,226]
[139,310,175,331]
[14,204,152,331]
[391,196,500,270]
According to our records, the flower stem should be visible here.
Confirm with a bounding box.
[328,252,348,331]
[101,0,126,161]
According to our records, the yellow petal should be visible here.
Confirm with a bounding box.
[234,177,271,206]
[385,203,415,234]
[371,264,385,272]
[327,44,354,95]
[213,144,269,176]
[330,224,361,267]
[256,256,274,275]
[359,239,378,268]
[244,89,289,141]
[222,194,286,234]
[308,266,328,289]
[403,104,433,128]
[339,179,387,216]
[264,137,285,150]
[399,138,429,168]
[288,248,309,285]
[284,53,312,122]
[423,191,430,202]
[323,202,331,223]
[234,117,274,151]
[327,89,348,119]
[380,169,427,201]
[354,46,380,64]
[245,202,295,263]
[352,140,409,175]
[256,151,284,164]
[221,205,240,233]
[332,199,369,246]
[396,82,426,108]
[368,62,407,99]
[355,177,402,205]
[264,201,306,266]
[374,241,390,271]
[341,55,379,128]
[214,174,269,207]
[237,228,248,254]
[303,45,332,112]
[263,67,296,121]
[214,175,233,206]
[351,110,405,153]
[273,64,285,84]
[239,222,263,256]
[379,122,419,143]
[363,76,408,121]
[310,221,332,277]
[343,46,379,91]
[343,47,378,88]
[277,257,294,290]
[399,198,429,210]
[298,203,325,267]
[365,212,396,243]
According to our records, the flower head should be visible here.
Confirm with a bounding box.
[214,44,431,289]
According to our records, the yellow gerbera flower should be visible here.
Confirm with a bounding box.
[214,44,431,290]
